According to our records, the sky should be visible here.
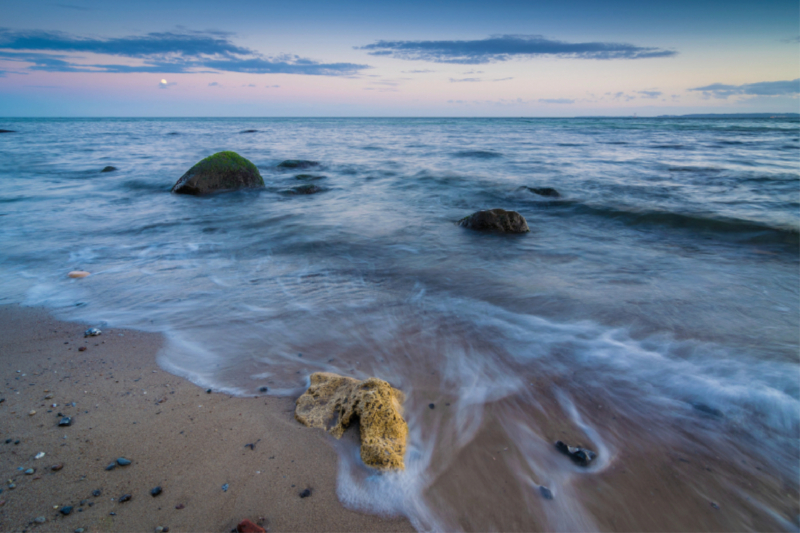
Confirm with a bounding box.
[0,0,798,116]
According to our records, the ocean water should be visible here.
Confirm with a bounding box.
[1,117,798,531]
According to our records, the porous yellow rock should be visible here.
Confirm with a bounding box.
[295,372,408,470]
[68,271,90,278]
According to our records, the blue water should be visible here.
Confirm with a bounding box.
[1,117,798,530]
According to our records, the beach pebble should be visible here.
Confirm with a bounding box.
[428,403,435,409]
[236,519,266,533]
[59,417,72,427]
[44,394,54,400]
[60,506,73,515]
[35,452,45,459]
[150,486,162,497]
[554,440,597,467]
[118,494,131,503]
[105,463,116,471]
[539,486,553,500]
[222,483,229,492]
[84,328,101,337]
[68,271,91,278]
[299,488,312,498]
[52,463,64,471]
[8,483,15,489]
[24,468,35,475]
[29,410,37,416]
[92,489,101,496]
[259,387,268,392]
[116,457,131,466]
[206,389,212,394]
[34,516,47,523]
[74,529,85,533]
[175,504,185,510]
[78,346,87,352]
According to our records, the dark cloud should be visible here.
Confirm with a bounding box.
[539,98,575,104]
[689,79,800,99]
[358,34,676,64]
[638,90,662,99]
[0,28,369,76]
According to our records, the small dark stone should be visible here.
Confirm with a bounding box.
[101,166,117,173]
[116,457,131,466]
[110,512,116,516]
[4,439,10,444]
[428,403,435,409]
[259,387,268,393]
[299,488,312,498]
[92,489,101,497]
[245,443,255,450]
[118,494,131,503]
[277,160,319,169]
[59,417,72,427]
[554,440,597,467]
[240,129,258,133]
[52,463,64,471]
[163,528,170,533]
[0,398,5,403]
[78,346,87,352]
[60,506,73,515]
[206,389,212,394]
[539,486,553,500]
[710,501,720,509]
[80,499,87,505]
[222,483,229,492]
[175,503,185,510]
[14,440,19,445]
[150,486,162,497]
[458,209,529,233]
[105,463,116,471]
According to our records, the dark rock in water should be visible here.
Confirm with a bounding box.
[691,402,723,418]
[118,494,131,503]
[539,486,553,500]
[299,488,312,498]
[284,184,324,195]
[259,386,268,393]
[521,186,560,198]
[206,389,212,394]
[150,486,162,497]
[240,129,258,133]
[0,129,15,133]
[294,174,325,181]
[101,166,117,173]
[277,160,319,169]
[172,151,264,195]
[59,417,72,427]
[555,440,596,467]
[60,506,73,515]
[458,209,529,233]
[116,457,131,466]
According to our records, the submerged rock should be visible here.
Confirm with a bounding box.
[294,174,325,181]
[295,372,408,470]
[172,151,264,195]
[458,209,529,233]
[521,186,560,198]
[277,159,319,169]
[283,184,324,195]
[0,129,15,133]
[101,166,117,173]
[555,440,597,466]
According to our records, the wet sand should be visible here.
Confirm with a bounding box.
[0,304,414,533]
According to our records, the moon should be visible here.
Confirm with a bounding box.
[161,79,167,85]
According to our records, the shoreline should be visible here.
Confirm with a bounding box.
[0,304,414,532]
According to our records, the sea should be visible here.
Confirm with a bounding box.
[1,117,798,531]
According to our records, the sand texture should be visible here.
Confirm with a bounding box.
[0,305,414,533]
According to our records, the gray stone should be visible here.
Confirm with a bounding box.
[458,209,529,233]
[172,152,264,195]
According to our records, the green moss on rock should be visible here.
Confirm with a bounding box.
[172,151,264,195]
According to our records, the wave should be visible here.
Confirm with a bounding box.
[557,203,800,245]
[453,150,503,159]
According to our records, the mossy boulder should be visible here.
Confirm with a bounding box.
[172,151,264,195]
[295,372,408,471]
[277,160,319,169]
[458,208,529,233]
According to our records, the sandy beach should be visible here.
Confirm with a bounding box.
[0,304,414,533]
